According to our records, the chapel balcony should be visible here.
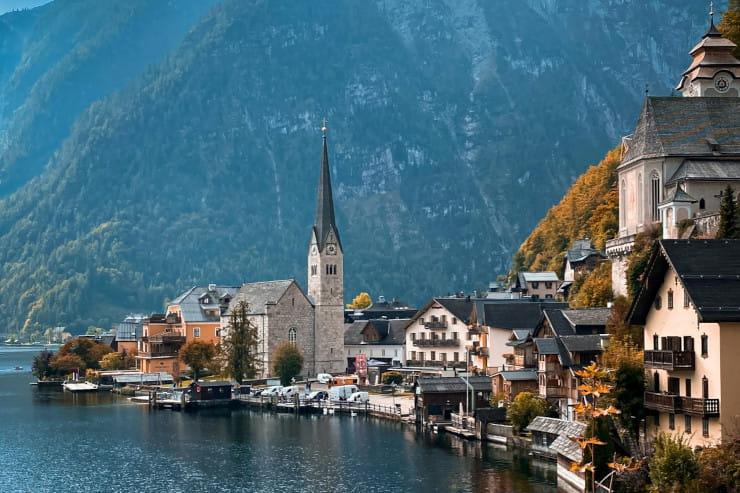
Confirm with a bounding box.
[644,350,695,371]
[424,321,448,330]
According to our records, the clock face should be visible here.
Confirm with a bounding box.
[715,75,730,93]
[327,244,337,255]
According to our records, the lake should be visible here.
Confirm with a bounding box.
[0,346,557,492]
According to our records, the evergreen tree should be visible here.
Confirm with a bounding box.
[220,300,260,384]
[717,185,739,239]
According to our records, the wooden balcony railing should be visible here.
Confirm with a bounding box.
[413,339,460,347]
[644,350,695,371]
[644,392,679,413]
[678,397,720,417]
[424,321,448,330]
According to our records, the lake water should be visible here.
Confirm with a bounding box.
[0,346,557,492]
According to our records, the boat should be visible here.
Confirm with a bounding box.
[13,366,23,370]
[62,381,99,392]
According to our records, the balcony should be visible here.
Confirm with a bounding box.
[678,397,720,417]
[467,325,485,335]
[644,350,695,371]
[424,321,448,330]
[644,392,679,413]
[470,347,489,357]
[405,360,466,368]
[413,339,460,347]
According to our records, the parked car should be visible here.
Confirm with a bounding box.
[316,373,332,384]
[347,391,369,404]
[281,385,301,399]
[306,390,328,402]
[259,385,283,397]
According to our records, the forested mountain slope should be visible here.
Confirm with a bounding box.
[0,0,722,334]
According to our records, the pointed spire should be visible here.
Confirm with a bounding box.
[313,120,341,250]
[704,1,721,38]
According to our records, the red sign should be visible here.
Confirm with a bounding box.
[355,354,367,374]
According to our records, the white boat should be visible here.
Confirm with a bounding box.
[62,381,99,392]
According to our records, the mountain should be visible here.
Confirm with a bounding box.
[0,0,725,335]
[0,0,49,14]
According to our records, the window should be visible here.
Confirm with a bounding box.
[411,333,416,341]
[382,349,385,357]
[452,332,458,341]
[654,414,660,426]
[288,327,297,346]
[410,351,416,360]
[684,289,690,308]
[418,318,424,325]
[683,336,694,353]
[702,376,709,399]
[685,415,692,434]
[193,327,201,338]
[668,377,680,395]
[653,334,659,350]
[669,413,675,430]
[545,294,553,299]
[452,317,457,325]
[654,296,662,310]
[531,282,539,289]
[701,334,708,357]
[685,378,692,397]
[430,351,436,361]
[703,417,710,437]
[420,333,426,341]
[667,290,674,309]
[441,353,447,363]
[215,328,221,338]
[311,265,317,276]
[699,198,706,209]
[651,171,661,221]
[653,372,660,392]
[454,352,459,362]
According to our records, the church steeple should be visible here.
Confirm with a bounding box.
[313,122,342,251]
[676,4,740,97]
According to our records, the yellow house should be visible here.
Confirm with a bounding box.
[629,239,740,447]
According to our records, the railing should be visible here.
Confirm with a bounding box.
[542,386,566,398]
[138,350,179,358]
[470,347,489,357]
[644,350,695,371]
[644,392,679,413]
[405,360,466,368]
[424,321,448,330]
[678,397,720,416]
[413,339,460,347]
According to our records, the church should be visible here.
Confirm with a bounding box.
[607,12,740,295]
[139,125,346,378]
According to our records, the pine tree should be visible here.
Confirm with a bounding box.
[717,185,739,239]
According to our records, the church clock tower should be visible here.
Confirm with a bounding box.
[308,122,345,374]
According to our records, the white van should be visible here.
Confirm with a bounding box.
[329,384,359,402]
[347,391,369,404]
[316,373,332,384]
[281,385,301,399]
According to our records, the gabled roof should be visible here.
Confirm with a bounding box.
[535,337,573,367]
[548,420,587,462]
[622,97,740,165]
[495,370,537,381]
[169,285,241,322]
[666,160,740,185]
[659,185,697,206]
[410,297,474,325]
[344,319,408,345]
[518,271,559,283]
[229,280,306,316]
[565,240,606,264]
[559,334,605,353]
[629,239,740,324]
[541,308,609,336]
[417,376,492,393]
[475,300,568,330]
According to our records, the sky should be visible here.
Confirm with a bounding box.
[0,0,51,15]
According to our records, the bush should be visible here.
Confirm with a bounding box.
[381,371,403,386]
[648,433,699,492]
[508,392,549,433]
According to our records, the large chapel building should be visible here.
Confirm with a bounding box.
[139,126,346,378]
[607,13,740,296]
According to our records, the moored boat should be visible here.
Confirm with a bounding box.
[62,381,99,392]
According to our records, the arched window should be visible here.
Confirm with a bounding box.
[288,327,297,346]
[699,198,706,210]
[620,179,627,228]
[651,171,661,221]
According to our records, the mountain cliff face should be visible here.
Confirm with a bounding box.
[0,0,724,334]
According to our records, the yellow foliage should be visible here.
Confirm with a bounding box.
[346,292,372,309]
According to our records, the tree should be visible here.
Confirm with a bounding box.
[508,392,550,433]
[605,295,642,346]
[719,0,740,59]
[346,292,372,309]
[717,185,739,239]
[381,371,403,385]
[49,353,85,374]
[696,440,740,491]
[272,342,303,386]
[180,341,216,381]
[99,351,137,370]
[56,338,113,370]
[648,433,699,492]
[220,300,260,383]
[570,263,613,308]
[31,349,56,380]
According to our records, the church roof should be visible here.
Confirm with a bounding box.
[621,97,740,166]
[666,160,740,185]
[229,280,303,315]
[659,185,697,206]
[313,132,342,251]
[169,285,241,322]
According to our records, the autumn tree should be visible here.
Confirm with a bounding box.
[719,0,740,59]
[272,342,303,386]
[626,228,660,299]
[220,300,260,383]
[99,350,137,370]
[31,349,56,380]
[180,341,216,381]
[508,392,550,433]
[346,292,372,309]
[381,371,403,385]
[569,263,613,308]
[717,185,739,239]
[56,338,113,370]
[49,353,85,374]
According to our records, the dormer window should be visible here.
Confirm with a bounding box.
[201,296,211,305]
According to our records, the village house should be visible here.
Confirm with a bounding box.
[607,16,740,295]
[559,239,607,299]
[514,272,561,300]
[414,376,493,424]
[628,239,740,448]
[405,296,474,370]
[344,318,408,374]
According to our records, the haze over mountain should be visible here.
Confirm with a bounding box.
[0,0,724,335]
[0,0,49,14]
